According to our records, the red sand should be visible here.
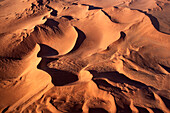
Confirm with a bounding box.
[0,0,170,113]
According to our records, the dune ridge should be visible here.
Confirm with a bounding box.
[0,0,170,113]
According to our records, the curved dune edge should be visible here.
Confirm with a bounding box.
[0,44,53,112]
[0,0,170,113]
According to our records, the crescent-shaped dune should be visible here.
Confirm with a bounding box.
[0,0,170,113]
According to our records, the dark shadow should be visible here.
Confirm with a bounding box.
[93,79,132,113]
[0,56,21,60]
[37,57,57,69]
[62,16,74,20]
[159,95,170,109]
[101,10,111,20]
[90,71,155,113]
[0,33,6,37]
[46,4,58,17]
[44,19,62,34]
[93,79,122,92]
[91,73,133,113]
[159,64,170,73]
[64,104,83,113]
[2,106,9,113]
[37,44,59,57]
[37,58,78,86]
[37,0,43,5]
[69,27,86,53]
[90,70,148,89]
[114,6,119,9]
[151,108,164,113]
[44,19,59,29]
[120,31,126,40]
[89,108,108,113]
[137,10,160,31]
[89,6,102,10]
[106,31,126,51]
[101,10,119,23]
[31,3,36,9]
[50,10,58,16]
[136,106,149,113]
[9,33,37,59]
[72,3,78,5]
[114,93,132,113]
[115,105,132,113]
[45,68,78,86]
[81,4,102,10]
[145,14,159,31]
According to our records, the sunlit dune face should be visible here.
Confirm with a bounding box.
[0,0,170,113]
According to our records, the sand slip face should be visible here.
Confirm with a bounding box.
[0,0,170,113]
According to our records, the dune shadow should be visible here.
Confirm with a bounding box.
[151,108,164,113]
[132,9,170,34]
[159,95,170,109]
[62,16,74,20]
[44,19,62,34]
[37,44,59,57]
[89,70,148,89]
[37,58,78,86]
[81,4,102,10]
[89,108,108,113]
[37,0,43,5]
[159,64,170,73]
[44,18,59,28]
[120,31,126,40]
[101,10,119,23]
[68,27,86,53]
[46,5,58,16]
[37,40,78,86]
[2,106,9,113]
[90,71,156,113]
[135,106,149,113]
[44,68,78,86]
[88,6,102,10]
[137,10,160,31]
[93,79,122,92]
[72,3,78,5]
[90,71,157,101]
[50,10,58,16]
[106,31,126,51]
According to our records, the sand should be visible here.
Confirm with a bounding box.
[0,0,170,113]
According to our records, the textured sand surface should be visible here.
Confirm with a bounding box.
[0,0,170,113]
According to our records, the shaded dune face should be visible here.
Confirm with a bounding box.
[0,0,170,113]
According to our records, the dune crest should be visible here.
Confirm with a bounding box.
[0,0,170,113]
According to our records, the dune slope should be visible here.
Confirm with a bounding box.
[0,0,170,113]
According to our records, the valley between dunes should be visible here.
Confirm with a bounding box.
[0,0,170,113]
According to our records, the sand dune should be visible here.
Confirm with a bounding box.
[0,0,170,113]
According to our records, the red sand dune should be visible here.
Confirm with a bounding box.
[0,0,170,113]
